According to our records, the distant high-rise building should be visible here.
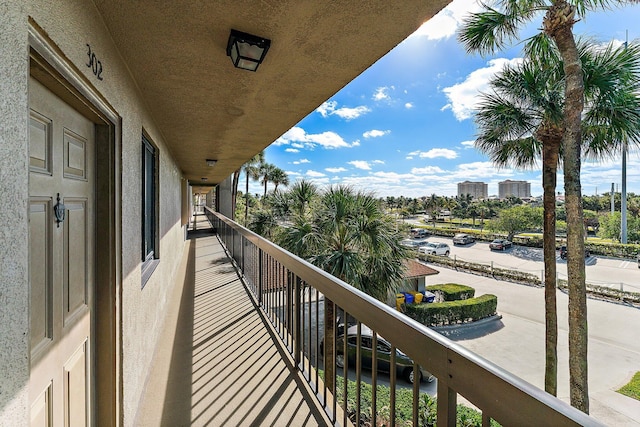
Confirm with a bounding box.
[457,181,488,200]
[499,180,531,199]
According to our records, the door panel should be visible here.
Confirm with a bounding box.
[64,199,88,323]
[64,341,88,427]
[29,199,53,355]
[30,383,53,427]
[29,76,95,427]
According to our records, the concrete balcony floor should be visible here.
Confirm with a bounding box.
[136,215,330,426]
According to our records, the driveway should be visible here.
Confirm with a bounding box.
[426,266,640,426]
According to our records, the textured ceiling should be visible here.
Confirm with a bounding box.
[93,0,450,192]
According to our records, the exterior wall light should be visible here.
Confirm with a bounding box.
[206,159,217,167]
[226,29,271,72]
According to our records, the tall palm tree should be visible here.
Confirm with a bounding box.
[270,167,290,192]
[243,152,264,222]
[259,162,276,197]
[466,23,640,406]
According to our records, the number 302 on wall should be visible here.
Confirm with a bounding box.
[85,44,104,81]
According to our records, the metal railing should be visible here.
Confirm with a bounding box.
[206,207,603,427]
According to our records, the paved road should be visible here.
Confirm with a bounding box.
[411,233,640,293]
[426,266,640,426]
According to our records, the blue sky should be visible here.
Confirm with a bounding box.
[256,0,640,199]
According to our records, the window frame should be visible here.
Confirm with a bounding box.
[141,132,159,287]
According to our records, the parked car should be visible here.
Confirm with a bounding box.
[335,325,435,384]
[411,228,430,238]
[418,242,450,256]
[489,239,512,251]
[559,245,590,260]
[452,233,475,245]
[637,253,640,268]
[400,238,424,249]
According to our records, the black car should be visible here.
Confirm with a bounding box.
[559,245,590,259]
[333,325,435,384]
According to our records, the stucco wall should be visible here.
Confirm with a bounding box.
[0,2,29,425]
[0,1,191,425]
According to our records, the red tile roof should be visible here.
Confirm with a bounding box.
[404,259,439,279]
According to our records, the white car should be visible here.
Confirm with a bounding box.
[418,242,450,256]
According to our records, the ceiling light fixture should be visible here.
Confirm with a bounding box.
[206,159,217,167]
[226,29,271,72]
[201,177,208,182]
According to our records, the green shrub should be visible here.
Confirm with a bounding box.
[405,294,498,326]
[426,283,475,301]
[321,370,501,426]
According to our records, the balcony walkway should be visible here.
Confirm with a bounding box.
[136,214,330,426]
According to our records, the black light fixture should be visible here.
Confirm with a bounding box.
[206,159,217,167]
[226,29,271,72]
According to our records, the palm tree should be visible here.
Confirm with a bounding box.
[289,179,318,217]
[270,167,290,192]
[259,162,276,197]
[275,184,410,391]
[464,15,640,406]
[243,152,264,222]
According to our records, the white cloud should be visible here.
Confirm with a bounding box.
[411,166,446,175]
[333,106,371,120]
[285,148,299,153]
[461,140,475,148]
[442,57,523,121]
[373,86,391,101]
[325,167,347,173]
[305,170,326,178]
[274,126,308,145]
[363,129,390,138]
[316,100,370,120]
[372,160,385,164]
[405,102,414,109]
[410,0,483,41]
[274,126,359,149]
[293,158,311,165]
[348,160,372,170]
[409,149,459,159]
[452,162,514,179]
[316,101,337,117]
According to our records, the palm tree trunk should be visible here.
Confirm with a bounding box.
[231,169,240,220]
[542,140,560,396]
[245,174,250,223]
[550,2,589,412]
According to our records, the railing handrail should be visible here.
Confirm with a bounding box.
[208,207,603,426]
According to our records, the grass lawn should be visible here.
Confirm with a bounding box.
[618,372,640,401]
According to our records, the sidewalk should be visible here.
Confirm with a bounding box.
[425,264,640,426]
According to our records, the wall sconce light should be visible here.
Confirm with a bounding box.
[226,29,271,72]
[206,159,217,167]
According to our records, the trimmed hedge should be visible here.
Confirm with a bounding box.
[405,294,498,326]
[426,283,475,301]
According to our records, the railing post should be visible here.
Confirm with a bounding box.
[294,277,302,367]
[258,248,263,305]
[437,377,457,427]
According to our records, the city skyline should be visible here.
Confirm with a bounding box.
[246,0,640,199]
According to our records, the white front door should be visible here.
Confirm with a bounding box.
[29,77,95,427]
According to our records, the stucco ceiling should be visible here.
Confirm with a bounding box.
[93,0,451,192]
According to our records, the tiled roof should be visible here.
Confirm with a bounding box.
[404,259,439,279]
